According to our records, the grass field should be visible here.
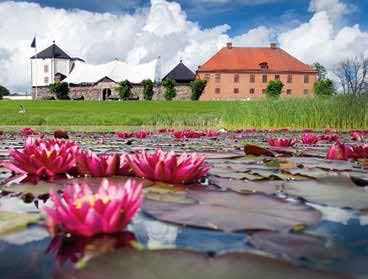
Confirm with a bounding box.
[0,96,367,131]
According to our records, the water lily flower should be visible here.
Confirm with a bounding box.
[326,142,350,160]
[117,154,134,176]
[173,130,204,139]
[268,138,298,147]
[21,127,34,135]
[205,130,219,137]
[301,134,319,145]
[2,137,77,177]
[302,129,314,133]
[157,128,174,133]
[127,149,210,184]
[350,132,364,142]
[134,131,151,139]
[280,128,289,132]
[0,130,3,136]
[264,129,278,133]
[349,144,368,160]
[44,179,143,237]
[318,134,340,142]
[75,150,120,177]
[244,128,257,133]
[117,132,134,139]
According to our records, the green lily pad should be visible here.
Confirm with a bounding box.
[285,176,368,210]
[2,182,64,197]
[0,211,40,234]
[54,249,352,279]
[142,191,321,232]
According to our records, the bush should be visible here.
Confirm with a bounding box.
[142,79,154,100]
[314,79,336,97]
[162,78,177,100]
[190,79,207,100]
[266,80,284,98]
[0,85,10,99]
[116,80,132,100]
[49,82,70,100]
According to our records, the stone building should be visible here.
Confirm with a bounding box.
[196,43,317,100]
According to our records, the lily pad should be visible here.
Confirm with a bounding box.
[285,176,368,210]
[1,182,64,197]
[244,144,275,157]
[54,249,352,279]
[0,211,40,234]
[248,231,342,261]
[142,190,321,232]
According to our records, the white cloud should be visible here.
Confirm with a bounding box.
[0,0,367,92]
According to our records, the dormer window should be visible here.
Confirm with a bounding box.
[259,62,269,70]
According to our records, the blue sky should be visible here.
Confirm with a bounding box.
[8,0,368,36]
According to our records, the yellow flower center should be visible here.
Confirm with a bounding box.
[74,194,112,209]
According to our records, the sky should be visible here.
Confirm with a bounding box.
[0,0,368,92]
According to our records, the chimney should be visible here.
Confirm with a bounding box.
[227,42,233,49]
[270,43,277,49]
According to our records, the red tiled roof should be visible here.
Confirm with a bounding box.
[198,46,315,72]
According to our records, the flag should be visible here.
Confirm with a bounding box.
[31,37,36,48]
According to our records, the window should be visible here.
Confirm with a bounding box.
[287,89,292,95]
[250,88,255,94]
[262,75,268,83]
[250,74,255,83]
[234,88,239,94]
[304,75,309,84]
[275,75,280,80]
[44,64,49,73]
[215,88,221,94]
[259,62,268,70]
[234,74,239,83]
[215,74,221,83]
[287,75,292,83]
[262,89,266,94]
[304,89,309,95]
[44,77,49,84]
[204,74,210,81]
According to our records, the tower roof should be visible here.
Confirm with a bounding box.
[31,43,72,59]
[163,61,195,82]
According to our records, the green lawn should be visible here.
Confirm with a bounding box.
[0,96,367,131]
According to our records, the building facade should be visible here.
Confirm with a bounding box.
[196,43,317,100]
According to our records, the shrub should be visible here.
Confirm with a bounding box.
[314,79,336,97]
[48,82,70,100]
[190,79,207,100]
[266,80,284,98]
[116,80,132,100]
[142,79,154,100]
[162,78,177,100]
[0,85,10,99]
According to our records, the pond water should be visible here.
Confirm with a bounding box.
[0,130,367,279]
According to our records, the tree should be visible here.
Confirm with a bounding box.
[265,80,284,98]
[314,79,336,97]
[0,85,10,99]
[49,82,70,100]
[162,78,177,100]
[190,79,207,100]
[334,55,368,95]
[142,79,154,100]
[116,80,132,100]
[311,62,327,81]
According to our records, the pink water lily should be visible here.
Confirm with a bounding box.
[0,130,3,136]
[173,130,204,139]
[205,130,219,137]
[318,134,340,142]
[134,131,151,139]
[44,179,143,237]
[75,150,120,177]
[350,132,364,142]
[301,134,319,145]
[349,144,368,160]
[302,129,314,133]
[117,153,134,176]
[157,128,174,133]
[2,137,77,177]
[268,138,298,147]
[117,132,134,139]
[127,149,210,184]
[326,142,350,160]
[21,127,34,135]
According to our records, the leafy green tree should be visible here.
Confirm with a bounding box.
[142,79,154,100]
[190,79,207,100]
[314,79,336,97]
[48,82,70,100]
[311,62,327,81]
[162,78,177,100]
[116,80,132,100]
[265,80,284,98]
[0,85,10,99]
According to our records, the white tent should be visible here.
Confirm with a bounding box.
[64,59,158,84]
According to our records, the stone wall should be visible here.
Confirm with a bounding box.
[32,83,192,101]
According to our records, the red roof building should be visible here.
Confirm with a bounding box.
[196,43,317,100]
